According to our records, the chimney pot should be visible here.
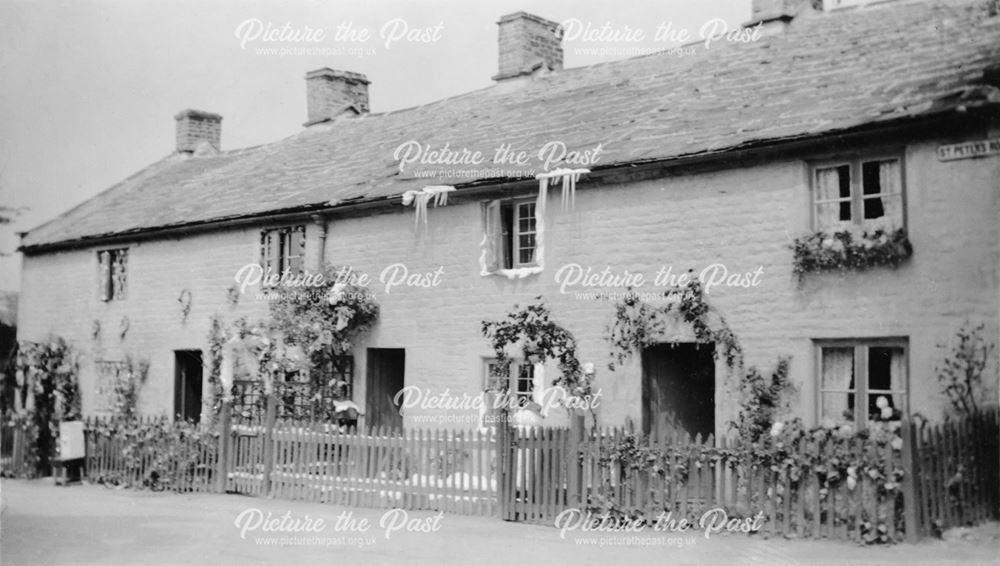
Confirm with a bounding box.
[174,109,222,153]
[304,68,370,126]
[493,12,563,82]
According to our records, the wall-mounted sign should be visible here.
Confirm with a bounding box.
[937,138,1000,161]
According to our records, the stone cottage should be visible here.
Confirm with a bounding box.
[17,0,1000,436]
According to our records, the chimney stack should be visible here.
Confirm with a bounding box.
[493,12,563,81]
[747,0,813,34]
[304,68,370,126]
[175,109,222,154]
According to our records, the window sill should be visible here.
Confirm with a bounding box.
[487,266,544,279]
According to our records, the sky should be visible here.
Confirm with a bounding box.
[0,0,751,291]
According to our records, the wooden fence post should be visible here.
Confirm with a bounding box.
[261,394,277,497]
[901,417,921,542]
[215,401,232,494]
[496,410,513,521]
[567,414,585,509]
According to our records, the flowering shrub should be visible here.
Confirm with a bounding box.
[268,263,379,359]
[791,227,912,275]
[605,278,742,371]
[731,357,796,444]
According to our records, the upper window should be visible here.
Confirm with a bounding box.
[484,358,535,402]
[260,226,305,276]
[97,248,128,301]
[482,199,540,272]
[817,339,907,429]
[812,158,903,231]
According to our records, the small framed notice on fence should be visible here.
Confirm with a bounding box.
[59,421,86,460]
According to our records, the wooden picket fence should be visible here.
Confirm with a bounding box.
[497,408,998,543]
[0,414,36,478]
[256,424,497,515]
[562,426,909,543]
[911,408,999,535]
[497,424,573,523]
[2,402,996,544]
[83,415,219,494]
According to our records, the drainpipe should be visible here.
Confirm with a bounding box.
[311,214,327,272]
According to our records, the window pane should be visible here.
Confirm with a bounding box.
[861,159,903,229]
[868,346,905,391]
[816,202,853,231]
[815,165,850,201]
[500,204,515,269]
[518,242,535,265]
[516,363,534,398]
[821,392,855,424]
[821,347,855,390]
[862,161,881,195]
[868,392,904,422]
[862,194,902,230]
[98,251,111,301]
[862,159,900,195]
[111,250,127,300]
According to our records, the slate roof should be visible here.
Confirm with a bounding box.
[21,0,1000,250]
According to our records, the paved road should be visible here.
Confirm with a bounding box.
[1,479,998,566]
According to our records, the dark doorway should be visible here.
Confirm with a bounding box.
[174,350,203,423]
[641,343,715,440]
[365,348,405,431]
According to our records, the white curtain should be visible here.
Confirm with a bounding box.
[876,159,902,230]
[821,347,854,422]
[815,166,849,230]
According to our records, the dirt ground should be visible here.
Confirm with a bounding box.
[1,479,998,566]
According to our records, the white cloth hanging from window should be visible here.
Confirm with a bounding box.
[536,168,589,212]
[402,185,456,228]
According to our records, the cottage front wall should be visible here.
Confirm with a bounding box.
[18,137,1000,433]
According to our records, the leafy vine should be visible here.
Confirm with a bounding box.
[730,357,797,444]
[605,276,742,371]
[111,356,150,420]
[481,299,588,398]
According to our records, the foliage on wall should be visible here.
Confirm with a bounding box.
[791,227,912,276]
[481,298,588,397]
[14,337,81,474]
[206,315,226,422]
[730,356,796,444]
[178,289,193,324]
[605,277,742,371]
[937,321,995,418]
[111,356,150,420]
[268,263,380,373]
[205,265,379,420]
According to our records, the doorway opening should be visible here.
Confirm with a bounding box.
[365,348,405,431]
[641,343,715,439]
[174,350,203,423]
